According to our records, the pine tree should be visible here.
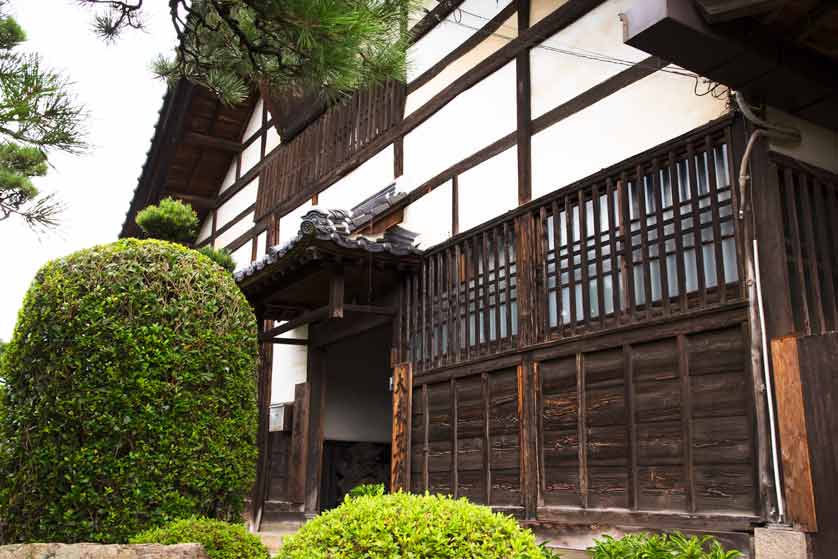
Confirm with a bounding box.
[0,2,86,230]
[79,0,413,106]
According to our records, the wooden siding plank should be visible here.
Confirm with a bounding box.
[391,363,413,491]
[782,167,811,334]
[797,173,825,334]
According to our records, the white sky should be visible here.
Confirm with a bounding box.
[0,1,177,340]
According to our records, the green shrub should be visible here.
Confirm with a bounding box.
[279,492,548,559]
[0,239,258,543]
[198,245,236,273]
[136,197,199,244]
[589,532,742,559]
[346,482,385,498]
[131,517,268,559]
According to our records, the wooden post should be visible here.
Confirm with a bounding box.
[391,362,413,492]
[329,265,345,319]
[304,348,326,516]
[770,335,817,531]
[289,382,310,504]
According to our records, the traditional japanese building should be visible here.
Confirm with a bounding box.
[122,1,838,556]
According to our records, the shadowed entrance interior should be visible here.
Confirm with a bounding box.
[319,324,393,510]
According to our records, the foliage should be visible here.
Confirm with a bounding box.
[347,482,385,499]
[0,1,85,230]
[279,492,549,559]
[0,239,259,543]
[135,197,199,244]
[131,517,269,559]
[589,532,742,559]
[198,245,235,273]
[79,0,414,106]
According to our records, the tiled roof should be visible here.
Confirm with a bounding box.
[234,207,421,282]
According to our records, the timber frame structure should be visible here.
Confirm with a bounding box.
[122,0,838,556]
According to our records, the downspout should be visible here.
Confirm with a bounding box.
[734,91,800,524]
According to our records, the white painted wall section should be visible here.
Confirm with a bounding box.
[407,0,514,83]
[215,211,254,248]
[529,0,649,119]
[403,61,516,193]
[458,145,518,232]
[401,179,452,249]
[217,178,258,225]
[196,215,212,243]
[530,0,569,25]
[219,160,237,194]
[531,71,728,199]
[318,145,395,211]
[766,107,838,175]
[278,201,312,246]
[271,325,308,405]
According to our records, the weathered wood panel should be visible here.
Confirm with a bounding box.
[267,432,292,502]
[391,363,413,492]
[289,382,310,504]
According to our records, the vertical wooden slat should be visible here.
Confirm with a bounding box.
[704,136,726,301]
[678,334,695,513]
[651,158,670,316]
[797,173,825,334]
[624,344,638,510]
[576,352,588,508]
[453,244,462,363]
[551,200,564,334]
[464,240,472,360]
[482,232,492,349]
[636,166,654,318]
[606,178,621,321]
[813,179,838,330]
[493,228,503,352]
[686,141,707,303]
[452,175,459,235]
[565,195,577,334]
[437,252,445,366]
[289,382,310,503]
[482,372,492,505]
[504,222,514,344]
[451,377,459,498]
[619,174,636,320]
[783,168,811,334]
[668,151,688,312]
[579,190,591,328]
[592,183,606,327]
[538,206,550,341]
[422,383,430,492]
[447,247,456,365]
[422,260,429,370]
[474,235,483,351]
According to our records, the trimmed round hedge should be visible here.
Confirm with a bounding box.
[0,239,258,543]
[131,517,269,559]
[278,492,548,559]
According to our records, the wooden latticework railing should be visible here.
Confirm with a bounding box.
[256,81,405,220]
[774,153,838,336]
[402,122,744,374]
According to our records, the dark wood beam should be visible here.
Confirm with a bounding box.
[260,307,330,340]
[184,131,243,153]
[266,338,309,346]
[165,191,216,209]
[329,265,345,319]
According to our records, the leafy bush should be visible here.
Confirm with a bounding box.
[131,517,268,559]
[199,245,236,273]
[589,532,742,559]
[136,197,199,244]
[279,492,547,559]
[346,482,385,498]
[0,239,258,543]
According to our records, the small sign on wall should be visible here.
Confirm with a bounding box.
[269,403,293,432]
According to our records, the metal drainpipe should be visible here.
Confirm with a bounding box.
[733,91,800,524]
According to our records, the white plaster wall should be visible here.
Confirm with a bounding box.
[256,230,267,257]
[406,12,517,115]
[530,0,569,25]
[401,179,452,249]
[529,0,648,119]
[196,215,212,243]
[231,243,252,271]
[402,60,516,193]
[531,71,728,199]
[217,178,258,225]
[265,123,281,153]
[214,211,254,248]
[766,107,838,175]
[458,145,518,232]
[318,145,394,211]
[271,325,308,405]
[407,0,515,83]
[219,161,237,194]
[243,98,264,140]
[278,201,312,246]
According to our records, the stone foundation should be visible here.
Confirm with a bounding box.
[0,544,207,559]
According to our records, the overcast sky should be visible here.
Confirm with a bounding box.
[0,1,177,340]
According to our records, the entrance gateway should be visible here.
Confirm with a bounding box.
[234,208,420,523]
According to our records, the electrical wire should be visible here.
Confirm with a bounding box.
[437,7,703,82]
